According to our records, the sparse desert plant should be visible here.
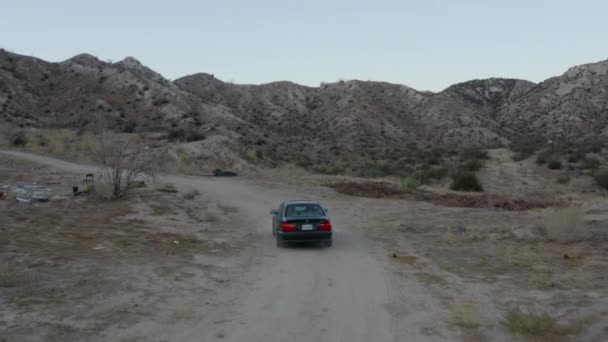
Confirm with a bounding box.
[450,302,480,330]
[94,131,164,199]
[536,151,550,165]
[450,172,483,192]
[3,128,28,147]
[542,206,590,242]
[511,141,541,161]
[504,308,556,337]
[460,147,489,161]
[461,159,483,172]
[581,156,601,170]
[594,169,608,190]
[547,160,563,170]
[167,128,206,143]
[556,175,570,184]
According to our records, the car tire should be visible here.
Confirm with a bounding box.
[324,240,333,248]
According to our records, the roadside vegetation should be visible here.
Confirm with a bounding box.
[303,145,490,192]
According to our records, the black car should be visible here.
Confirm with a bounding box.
[271,200,333,248]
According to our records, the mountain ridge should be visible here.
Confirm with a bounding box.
[1,48,607,167]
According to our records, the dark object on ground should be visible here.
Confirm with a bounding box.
[270,200,332,248]
[213,169,238,177]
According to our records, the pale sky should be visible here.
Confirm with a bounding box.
[1,0,607,91]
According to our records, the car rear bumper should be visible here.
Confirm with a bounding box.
[277,231,332,243]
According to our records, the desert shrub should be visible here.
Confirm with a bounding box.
[461,159,483,172]
[536,150,552,165]
[37,133,49,147]
[313,163,345,175]
[556,175,570,184]
[8,130,28,146]
[581,156,601,170]
[567,151,584,163]
[167,128,206,143]
[594,169,608,190]
[450,172,483,192]
[296,158,313,168]
[422,166,448,182]
[547,160,562,170]
[461,147,489,161]
[510,141,541,161]
[357,161,393,178]
[255,149,264,159]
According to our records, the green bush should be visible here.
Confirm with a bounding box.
[450,172,483,192]
[547,160,563,170]
[594,169,608,190]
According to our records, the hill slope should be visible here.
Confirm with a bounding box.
[1,49,607,166]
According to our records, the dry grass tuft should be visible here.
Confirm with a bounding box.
[503,307,583,339]
[543,206,590,242]
[450,302,480,329]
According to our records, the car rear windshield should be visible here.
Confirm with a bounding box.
[284,204,325,217]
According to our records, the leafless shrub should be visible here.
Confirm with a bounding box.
[94,131,164,199]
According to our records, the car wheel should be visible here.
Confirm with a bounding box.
[324,240,333,248]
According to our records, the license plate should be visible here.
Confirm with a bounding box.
[301,224,313,231]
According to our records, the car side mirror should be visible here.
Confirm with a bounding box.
[270,209,279,215]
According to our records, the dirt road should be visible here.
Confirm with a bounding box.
[1,151,402,342]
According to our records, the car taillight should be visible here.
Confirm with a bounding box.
[282,222,296,231]
[319,220,332,231]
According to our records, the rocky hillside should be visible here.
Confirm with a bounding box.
[1,49,607,166]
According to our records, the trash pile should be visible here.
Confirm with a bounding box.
[0,184,50,203]
[0,174,96,204]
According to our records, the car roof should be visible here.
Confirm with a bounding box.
[284,200,321,205]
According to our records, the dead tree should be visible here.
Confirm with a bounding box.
[94,131,162,199]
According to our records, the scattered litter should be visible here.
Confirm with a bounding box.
[173,240,180,245]
[450,226,467,236]
[92,244,106,250]
[16,197,31,203]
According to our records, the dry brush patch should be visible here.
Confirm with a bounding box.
[326,181,557,210]
[504,307,585,340]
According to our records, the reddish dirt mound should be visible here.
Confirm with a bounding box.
[326,181,556,211]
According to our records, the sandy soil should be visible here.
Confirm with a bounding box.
[1,150,607,342]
